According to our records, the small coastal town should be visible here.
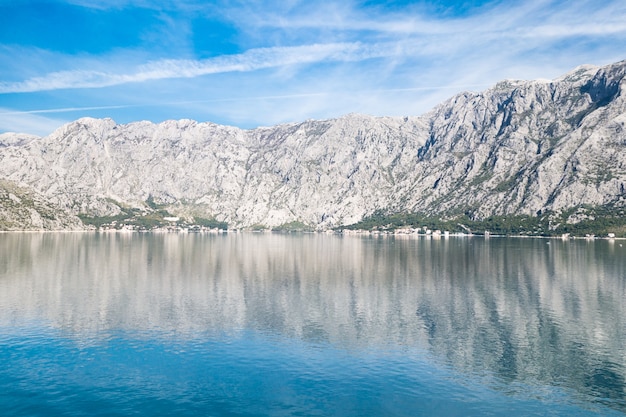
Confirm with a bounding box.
[94,217,620,241]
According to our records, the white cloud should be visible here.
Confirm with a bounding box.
[0,108,68,136]
[223,0,626,38]
[0,1,626,93]
[1,0,624,132]
[4,1,625,95]
[0,42,403,93]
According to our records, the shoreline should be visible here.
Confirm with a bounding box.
[0,228,624,241]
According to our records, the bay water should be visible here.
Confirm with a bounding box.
[0,232,625,416]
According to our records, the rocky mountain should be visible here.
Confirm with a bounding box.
[0,179,83,230]
[0,59,625,231]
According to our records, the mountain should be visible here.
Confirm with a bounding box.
[0,60,625,232]
[0,179,84,230]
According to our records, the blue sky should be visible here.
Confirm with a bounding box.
[0,0,625,135]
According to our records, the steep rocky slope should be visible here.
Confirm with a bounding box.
[404,62,626,220]
[0,60,625,230]
[0,179,84,231]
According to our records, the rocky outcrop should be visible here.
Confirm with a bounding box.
[0,179,84,231]
[405,62,626,219]
[0,60,625,230]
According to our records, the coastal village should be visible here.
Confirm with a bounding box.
[94,217,619,240]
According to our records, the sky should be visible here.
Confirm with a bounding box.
[0,0,625,136]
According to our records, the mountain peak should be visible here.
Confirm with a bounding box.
[1,59,625,231]
[555,64,600,83]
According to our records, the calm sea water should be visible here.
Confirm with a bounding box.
[0,232,625,416]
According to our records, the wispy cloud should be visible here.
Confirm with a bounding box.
[0,108,68,136]
[0,42,399,93]
[3,1,625,95]
[223,0,626,38]
[0,83,491,119]
[1,0,624,135]
[0,105,132,115]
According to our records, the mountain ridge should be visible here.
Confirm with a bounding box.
[1,59,625,232]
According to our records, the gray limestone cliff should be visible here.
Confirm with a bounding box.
[0,59,625,230]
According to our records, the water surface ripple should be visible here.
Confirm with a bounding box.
[0,233,624,416]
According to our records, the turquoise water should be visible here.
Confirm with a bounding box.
[0,233,625,416]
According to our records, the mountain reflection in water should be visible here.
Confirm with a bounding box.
[0,232,624,412]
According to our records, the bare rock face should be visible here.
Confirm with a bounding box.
[405,61,626,219]
[0,60,625,230]
[0,180,84,231]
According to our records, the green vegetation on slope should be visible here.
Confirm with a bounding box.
[272,221,314,232]
[342,205,626,237]
[78,199,229,230]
